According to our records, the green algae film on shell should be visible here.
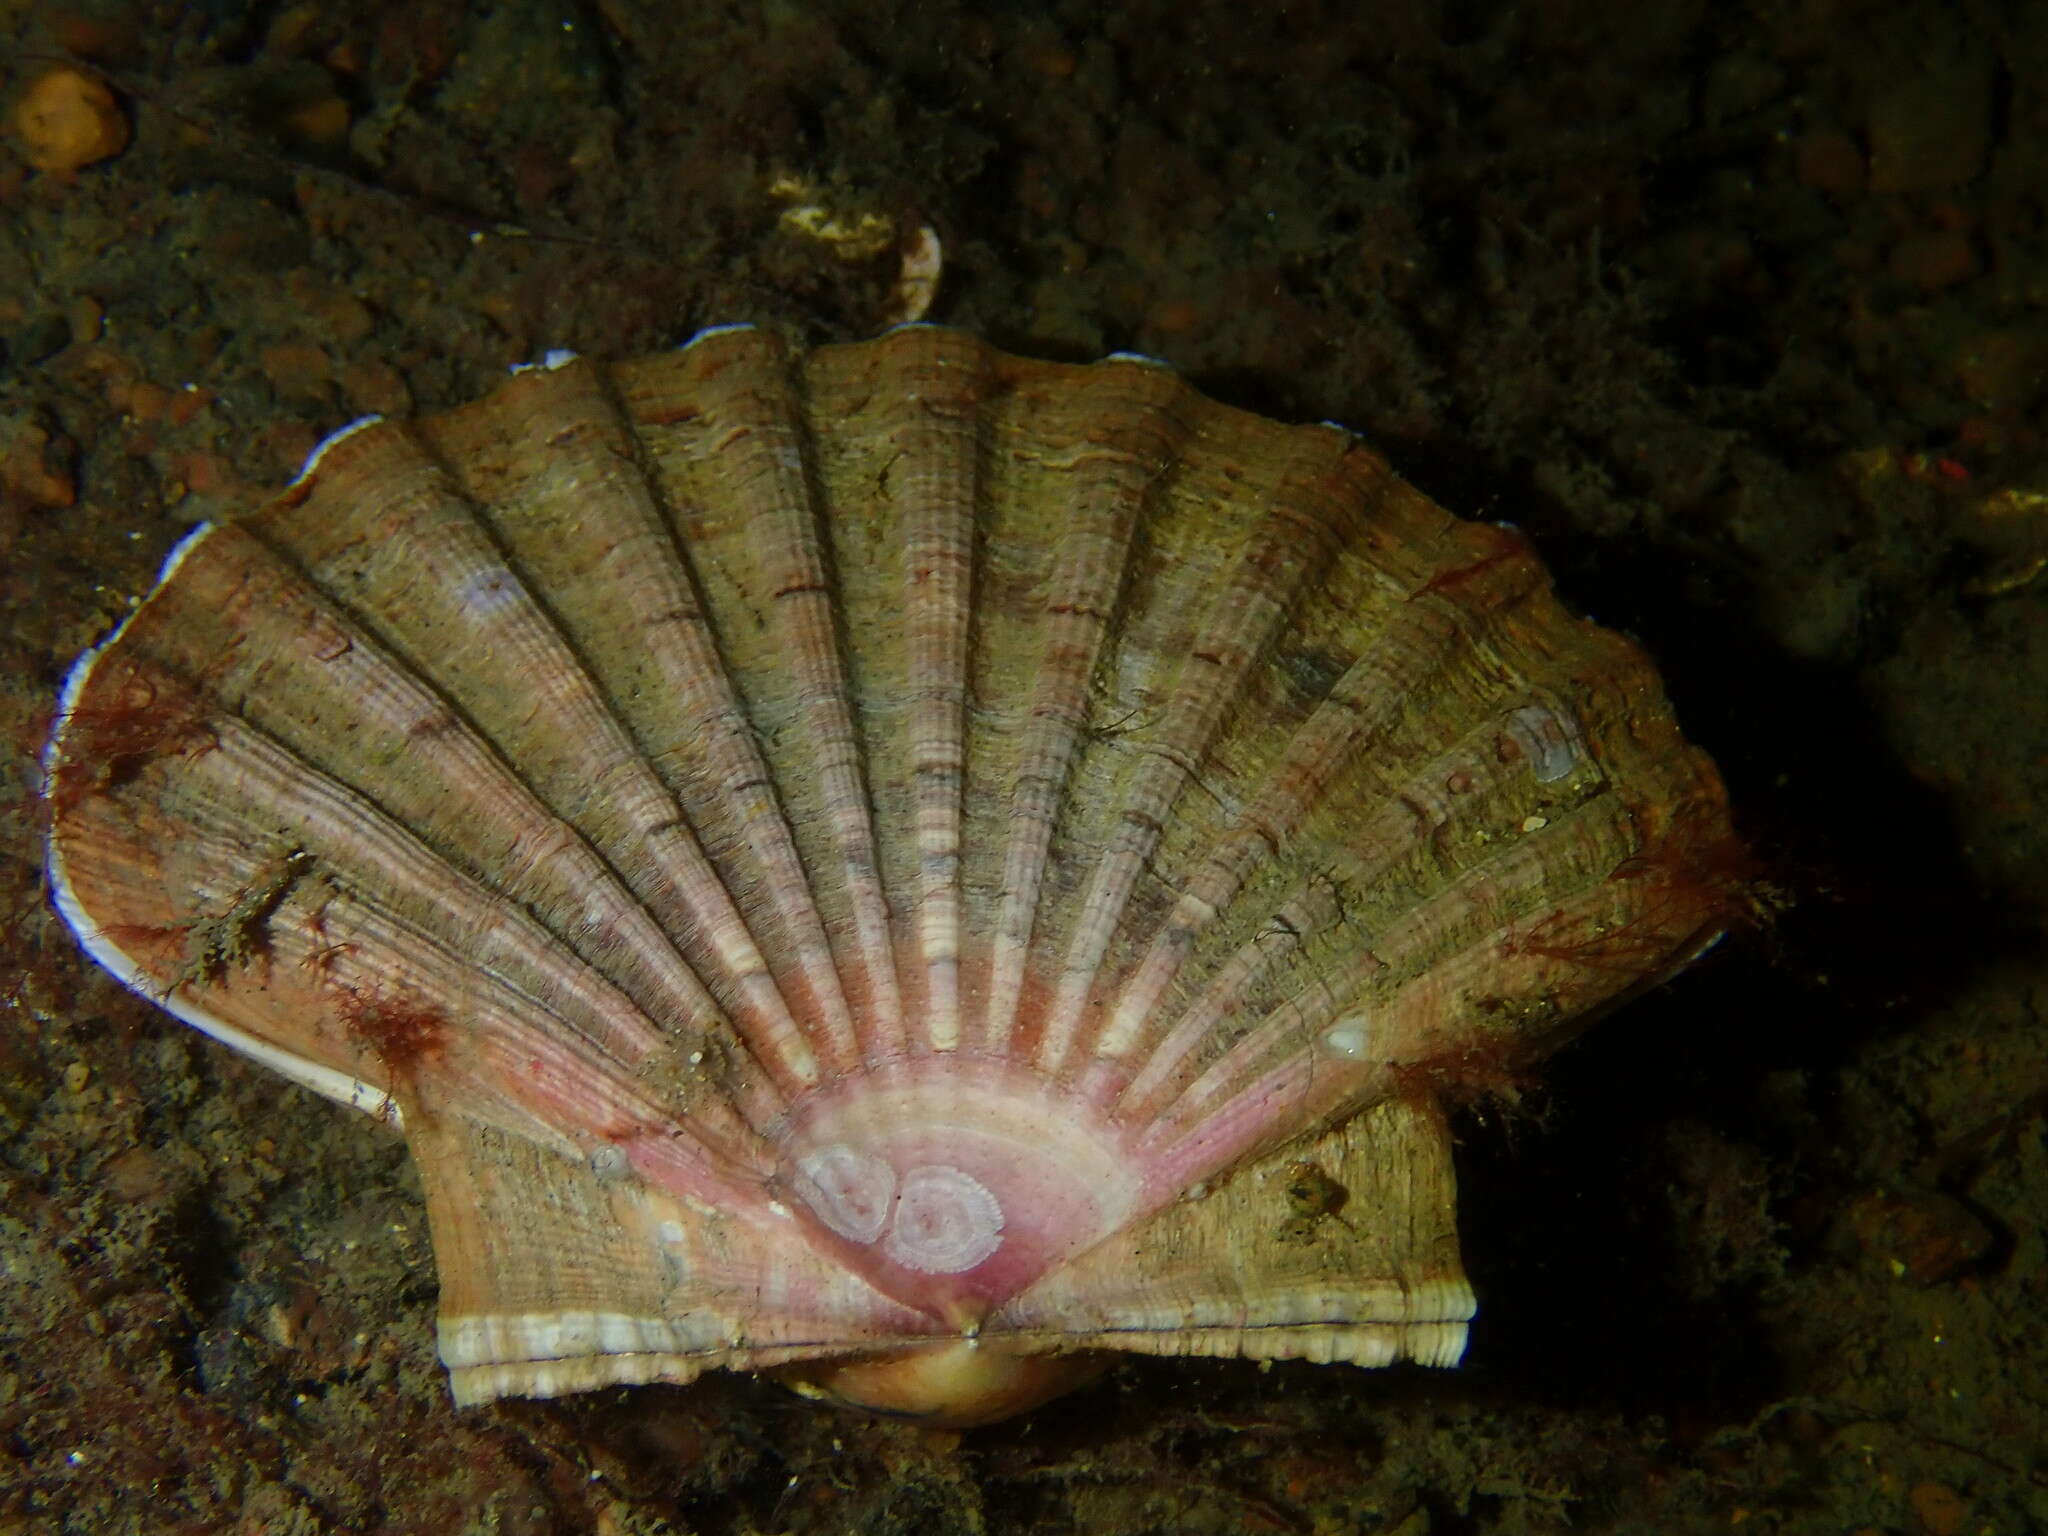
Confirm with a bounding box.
[42,324,1735,1424]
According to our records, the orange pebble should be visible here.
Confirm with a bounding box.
[170,450,236,498]
[11,66,129,176]
[286,95,351,147]
[122,380,177,424]
[1148,298,1203,335]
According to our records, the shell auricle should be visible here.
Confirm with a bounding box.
[44,325,1735,1425]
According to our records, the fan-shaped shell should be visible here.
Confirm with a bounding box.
[43,325,1734,1424]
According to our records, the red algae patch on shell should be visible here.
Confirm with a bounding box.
[43,325,1737,1423]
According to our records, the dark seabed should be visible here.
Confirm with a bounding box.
[2,1,2044,1532]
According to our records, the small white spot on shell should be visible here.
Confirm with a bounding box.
[1317,1017,1373,1061]
[457,566,523,618]
[581,889,620,930]
[587,1144,630,1182]
[796,1143,894,1244]
[657,1220,686,1247]
[1503,703,1584,783]
[883,1164,1004,1274]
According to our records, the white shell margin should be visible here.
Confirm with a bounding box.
[42,522,398,1125]
[679,322,760,350]
[509,349,580,376]
[293,414,385,485]
[1102,349,1176,370]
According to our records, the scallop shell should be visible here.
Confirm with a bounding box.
[44,325,1734,1424]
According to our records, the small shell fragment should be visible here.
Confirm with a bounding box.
[1502,702,1585,783]
[883,224,943,326]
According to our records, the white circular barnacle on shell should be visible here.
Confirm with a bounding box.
[883,1164,1004,1274]
[796,1143,895,1244]
[587,1143,630,1182]
[1316,1016,1374,1062]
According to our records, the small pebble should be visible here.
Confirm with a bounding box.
[1907,1480,1968,1536]
[1848,1187,1995,1286]
[10,66,128,176]
[10,313,73,366]
[1793,127,1865,204]
[1888,230,1977,292]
